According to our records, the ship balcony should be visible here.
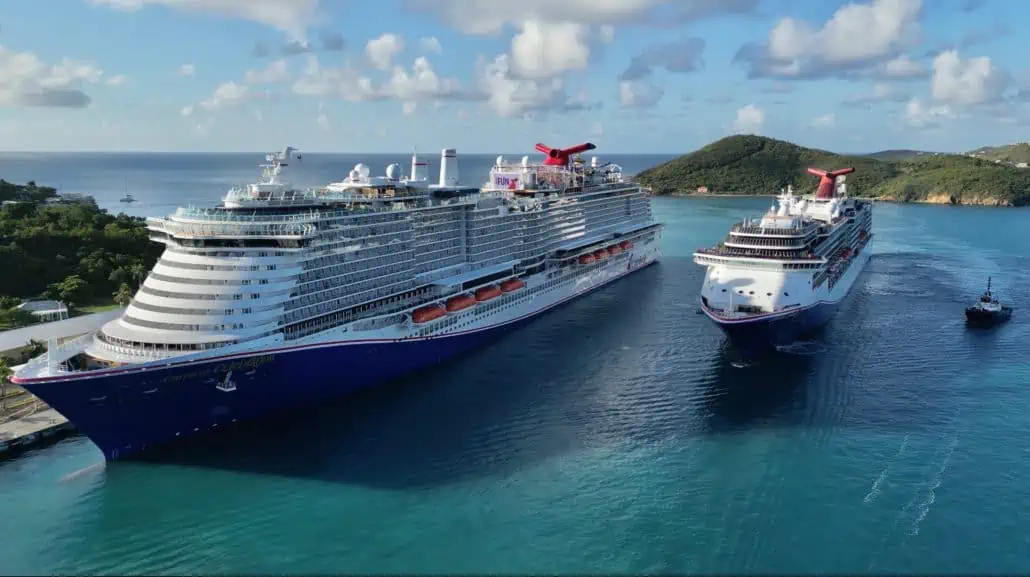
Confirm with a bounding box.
[723,237,809,250]
[147,217,317,240]
[729,221,819,238]
[693,247,825,270]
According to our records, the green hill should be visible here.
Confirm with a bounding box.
[864,149,936,161]
[967,143,1030,165]
[637,135,1030,206]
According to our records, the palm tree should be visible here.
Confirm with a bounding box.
[0,358,12,415]
[129,263,148,290]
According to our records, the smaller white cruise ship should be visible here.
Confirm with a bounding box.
[693,167,873,351]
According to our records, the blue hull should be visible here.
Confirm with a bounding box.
[22,261,656,460]
[702,299,840,353]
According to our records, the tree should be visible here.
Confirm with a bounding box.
[18,339,46,364]
[128,262,148,289]
[0,358,11,414]
[46,274,89,307]
[113,283,133,307]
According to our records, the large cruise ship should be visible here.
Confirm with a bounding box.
[693,167,872,351]
[13,143,662,459]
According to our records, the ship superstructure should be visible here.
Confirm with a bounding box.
[693,167,872,350]
[13,143,662,459]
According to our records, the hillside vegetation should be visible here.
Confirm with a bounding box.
[0,181,161,328]
[637,135,1030,206]
[968,143,1030,165]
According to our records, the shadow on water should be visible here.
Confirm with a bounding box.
[698,345,817,435]
[122,252,979,489]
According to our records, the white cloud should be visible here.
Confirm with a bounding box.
[419,36,442,53]
[903,98,955,128]
[316,101,330,130]
[291,53,477,118]
[88,0,320,41]
[882,54,925,78]
[0,45,104,108]
[740,0,922,78]
[244,59,289,84]
[199,81,249,110]
[732,103,764,133]
[180,105,194,117]
[475,54,579,117]
[194,117,213,136]
[843,82,908,105]
[618,80,663,108]
[930,50,1007,106]
[510,21,594,79]
[365,34,405,71]
[293,57,379,101]
[415,0,757,35]
[811,113,835,128]
[381,56,466,102]
[178,63,196,77]
[105,74,128,86]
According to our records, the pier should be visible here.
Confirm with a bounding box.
[0,311,117,458]
[0,408,75,458]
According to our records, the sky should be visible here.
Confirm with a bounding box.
[0,0,1027,154]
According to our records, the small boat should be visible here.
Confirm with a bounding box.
[578,254,595,265]
[499,278,525,293]
[474,285,502,302]
[120,194,135,203]
[608,245,622,256]
[412,304,446,324]
[445,294,476,312]
[965,277,1012,327]
[593,249,608,260]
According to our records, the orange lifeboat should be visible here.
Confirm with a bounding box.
[578,254,595,265]
[445,294,476,312]
[593,249,608,259]
[608,245,622,256]
[500,278,525,293]
[618,240,631,249]
[474,285,502,302]
[412,304,446,324]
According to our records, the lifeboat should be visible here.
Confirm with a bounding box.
[412,304,446,324]
[445,294,476,312]
[619,240,632,250]
[593,249,608,259]
[578,254,595,265]
[474,285,502,302]
[607,245,622,256]
[500,278,525,293]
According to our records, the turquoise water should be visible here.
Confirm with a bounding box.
[3,194,1030,574]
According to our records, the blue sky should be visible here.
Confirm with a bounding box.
[0,0,1026,154]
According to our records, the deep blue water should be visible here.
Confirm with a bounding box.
[2,154,1030,574]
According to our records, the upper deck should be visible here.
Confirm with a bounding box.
[694,169,870,267]
[482,142,636,197]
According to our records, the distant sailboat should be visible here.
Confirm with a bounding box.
[119,176,135,202]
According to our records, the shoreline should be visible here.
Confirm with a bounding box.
[654,191,1020,207]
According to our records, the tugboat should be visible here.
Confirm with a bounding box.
[965,277,1012,327]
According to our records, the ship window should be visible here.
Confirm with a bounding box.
[721,289,727,292]
[783,292,789,296]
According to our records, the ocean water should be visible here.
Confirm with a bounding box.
[2,154,1030,574]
